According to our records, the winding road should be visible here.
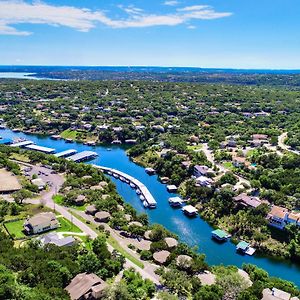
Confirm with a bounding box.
[14,161,160,284]
[278,132,300,155]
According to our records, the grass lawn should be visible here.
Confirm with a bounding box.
[53,195,87,211]
[223,161,234,170]
[53,194,64,205]
[4,220,26,239]
[60,129,78,140]
[9,153,31,163]
[187,145,203,151]
[57,216,82,233]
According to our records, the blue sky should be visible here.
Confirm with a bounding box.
[0,0,299,69]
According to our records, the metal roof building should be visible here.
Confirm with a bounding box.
[10,140,33,147]
[67,151,98,162]
[54,149,77,158]
[25,144,56,153]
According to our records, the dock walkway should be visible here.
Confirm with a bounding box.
[93,165,157,208]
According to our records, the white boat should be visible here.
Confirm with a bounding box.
[140,195,145,201]
[130,182,136,188]
[143,201,148,208]
[113,173,119,179]
[136,189,141,195]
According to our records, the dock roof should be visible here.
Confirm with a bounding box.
[236,241,249,251]
[182,205,198,214]
[67,150,98,162]
[212,229,227,239]
[10,140,33,147]
[25,144,55,153]
[54,149,77,158]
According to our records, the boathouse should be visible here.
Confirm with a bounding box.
[212,229,228,242]
[182,205,198,217]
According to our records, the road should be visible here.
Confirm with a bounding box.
[202,143,251,187]
[14,161,160,284]
[278,132,300,155]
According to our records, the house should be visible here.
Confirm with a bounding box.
[95,211,111,223]
[233,193,262,208]
[74,195,86,206]
[65,273,108,300]
[85,205,98,216]
[233,156,246,168]
[195,176,213,188]
[31,178,46,190]
[37,232,75,247]
[287,212,300,227]
[252,134,268,140]
[262,287,299,300]
[24,212,59,235]
[267,206,288,230]
[194,165,210,177]
[153,250,170,264]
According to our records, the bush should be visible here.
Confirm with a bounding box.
[140,250,152,260]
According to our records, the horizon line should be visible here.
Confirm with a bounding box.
[1,64,300,71]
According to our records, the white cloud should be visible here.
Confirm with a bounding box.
[164,1,180,6]
[0,1,232,35]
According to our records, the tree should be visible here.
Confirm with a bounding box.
[13,189,33,204]
[194,285,223,300]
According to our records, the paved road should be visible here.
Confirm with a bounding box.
[15,161,160,284]
[72,209,160,285]
[278,132,300,155]
[202,143,251,187]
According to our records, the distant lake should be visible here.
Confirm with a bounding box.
[0,72,47,80]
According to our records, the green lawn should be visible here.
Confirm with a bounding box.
[223,161,234,170]
[9,153,31,163]
[53,194,64,205]
[187,145,203,151]
[60,129,78,140]
[4,220,26,239]
[57,216,82,233]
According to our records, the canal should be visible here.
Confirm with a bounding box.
[1,128,300,286]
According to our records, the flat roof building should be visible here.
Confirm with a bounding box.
[25,144,55,154]
[54,149,77,158]
[10,140,33,147]
[67,151,98,162]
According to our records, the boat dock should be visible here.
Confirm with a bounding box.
[25,144,55,154]
[10,140,34,148]
[94,165,157,208]
[67,150,98,162]
[54,149,77,158]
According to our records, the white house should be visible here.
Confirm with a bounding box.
[267,206,288,230]
[195,176,213,188]
[24,212,59,235]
